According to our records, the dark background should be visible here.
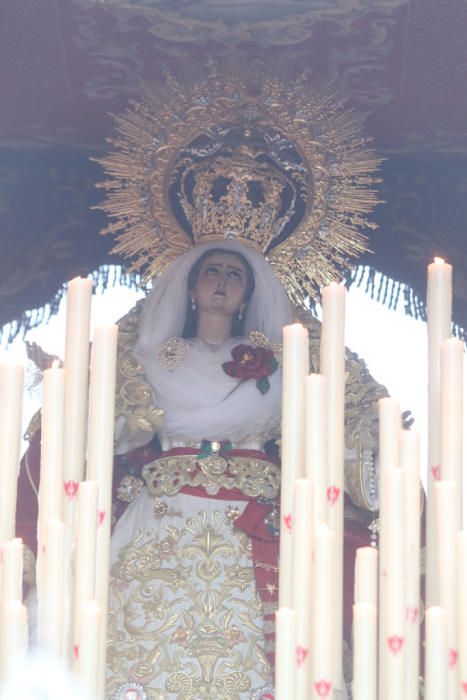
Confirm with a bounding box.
[1,0,466,338]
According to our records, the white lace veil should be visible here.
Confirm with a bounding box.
[135,239,292,353]
[114,240,293,452]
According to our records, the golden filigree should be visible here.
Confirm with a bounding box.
[22,303,164,448]
[180,149,295,253]
[248,331,282,365]
[116,475,144,503]
[94,70,382,303]
[115,300,164,439]
[142,455,280,500]
[107,510,271,698]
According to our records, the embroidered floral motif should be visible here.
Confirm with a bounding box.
[117,475,144,503]
[226,505,241,522]
[223,344,278,394]
[107,511,272,699]
[111,681,149,700]
[142,454,280,500]
[153,498,168,517]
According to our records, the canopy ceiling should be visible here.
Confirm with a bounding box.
[0,0,466,337]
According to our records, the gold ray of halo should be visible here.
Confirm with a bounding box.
[93,69,382,301]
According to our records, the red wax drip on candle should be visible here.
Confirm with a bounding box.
[449,648,458,669]
[387,635,404,654]
[64,480,79,500]
[326,485,340,505]
[431,465,441,481]
[283,513,293,532]
[314,680,332,697]
[406,606,419,624]
[296,645,309,668]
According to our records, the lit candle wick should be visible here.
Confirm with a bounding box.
[433,257,445,265]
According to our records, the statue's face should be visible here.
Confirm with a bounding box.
[192,252,248,319]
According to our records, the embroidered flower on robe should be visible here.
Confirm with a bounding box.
[222,344,278,394]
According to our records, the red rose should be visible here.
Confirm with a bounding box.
[223,344,278,394]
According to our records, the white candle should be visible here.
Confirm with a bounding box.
[86,324,118,698]
[0,362,24,545]
[305,373,327,527]
[354,546,378,606]
[38,361,65,600]
[275,607,296,700]
[78,600,101,699]
[435,481,458,699]
[426,257,452,607]
[400,429,421,700]
[320,282,346,503]
[379,467,405,700]
[377,397,401,700]
[292,479,313,700]
[378,397,401,470]
[279,323,309,607]
[63,277,92,524]
[457,532,467,698]
[0,538,23,608]
[312,524,335,699]
[440,338,463,519]
[39,363,65,546]
[72,480,98,670]
[39,518,65,656]
[352,603,377,700]
[320,282,345,687]
[0,600,28,682]
[425,606,448,700]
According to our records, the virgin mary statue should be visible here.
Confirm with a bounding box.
[17,74,393,700]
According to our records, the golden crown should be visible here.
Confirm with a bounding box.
[94,69,382,304]
[176,143,304,253]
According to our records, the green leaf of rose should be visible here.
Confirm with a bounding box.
[256,377,271,395]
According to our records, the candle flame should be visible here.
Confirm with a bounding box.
[433,256,445,264]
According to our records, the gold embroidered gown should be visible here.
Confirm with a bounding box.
[107,336,282,700]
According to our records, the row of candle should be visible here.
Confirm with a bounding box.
[0,277,118,698]
[275,299,349,697]
[0,257,465,698]
[275,258,465,698]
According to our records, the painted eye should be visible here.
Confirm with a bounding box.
[205,266,220,275]
[228,270,243,280]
